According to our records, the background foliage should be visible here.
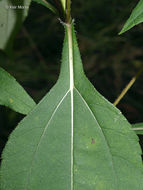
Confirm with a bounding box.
[0,0,143,159]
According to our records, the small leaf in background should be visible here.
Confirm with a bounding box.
[0,0,31,56]
[132,123,143,135]
[0,67,36,115]
[119,0,143,34]
[0,24,143,189]
[32,0,58,14]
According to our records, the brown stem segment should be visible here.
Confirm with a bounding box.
[66,0,71,23]
[114,65,143,106]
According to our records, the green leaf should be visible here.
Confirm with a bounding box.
[0,0,31,56]
[132,123,143,135]
[0,67,36,115]
[1,23,143,190]
[120,0,143,34]
[32,0,58,14]
[60,0,66,11]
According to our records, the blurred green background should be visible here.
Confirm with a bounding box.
[0,0,143,158]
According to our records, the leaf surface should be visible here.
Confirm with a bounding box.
[0,67,36,114]
[0,0,31,55]
[120,0,143,34]
[32,0,58,14]
[0,23,143,190]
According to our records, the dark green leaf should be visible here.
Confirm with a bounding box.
[32,0,58,14]
[120,0,143,34]
[132,123,143,135]
[0,67,36,115]
[0,0,31,56]
[0,23,143,190]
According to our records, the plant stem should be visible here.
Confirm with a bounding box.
[66,0,71,23]
[114,65,143,106]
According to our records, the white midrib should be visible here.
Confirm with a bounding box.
[24,24,74,190]
[67,23,74,190]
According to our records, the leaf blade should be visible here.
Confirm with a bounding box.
[1,23,143,190]
[60,0,66,11]
[0,0,31,55]
[0,67,36,114]
[120,0,143,34]
[32,0,58,14]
